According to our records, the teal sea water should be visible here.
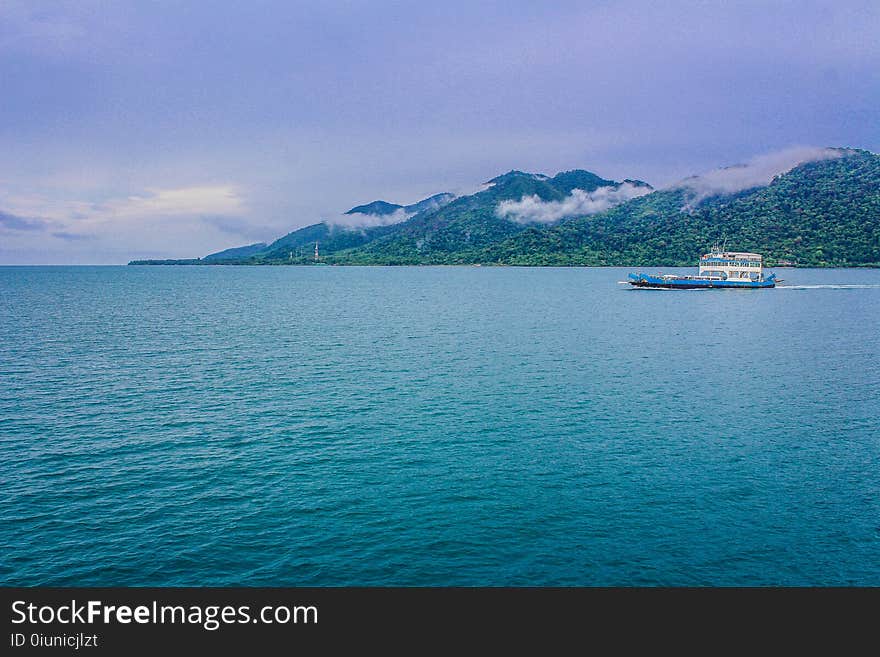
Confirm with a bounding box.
[1,265,879,586]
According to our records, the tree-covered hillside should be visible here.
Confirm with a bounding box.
[474,149,880,267]
[233,169,637,265]
[323,170,640,264]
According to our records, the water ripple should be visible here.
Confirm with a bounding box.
[1,265,879,585]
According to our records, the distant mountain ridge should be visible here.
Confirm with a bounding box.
[344,193,456,217]
[128,148,880,267]
[203,242,267,261]
[344,200,403,216]
[336,170,650,263]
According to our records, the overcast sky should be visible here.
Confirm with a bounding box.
[1,1,878,263]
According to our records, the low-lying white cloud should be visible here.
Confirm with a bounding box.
[675,146,851,206]
[495,182,652,224]
[326,208,413,229]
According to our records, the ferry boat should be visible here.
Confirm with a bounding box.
[627,247,776,289]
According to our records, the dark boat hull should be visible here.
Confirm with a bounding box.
[627,273,776,289]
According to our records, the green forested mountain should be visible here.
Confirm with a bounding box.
[129,149,880,267]
[316,170,645,264]
[195,170,637,265]
[476,149,880,267]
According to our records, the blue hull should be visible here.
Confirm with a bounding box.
[628,273,776,289]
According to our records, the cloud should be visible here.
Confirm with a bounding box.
[0,184,253,262]
[4,185,246,225]
[90,186,245,219]
[326,207,413,229]
[13,185,247,234]
[495,182,652,224]
[674,146,852,207]
[0,210,49,231]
